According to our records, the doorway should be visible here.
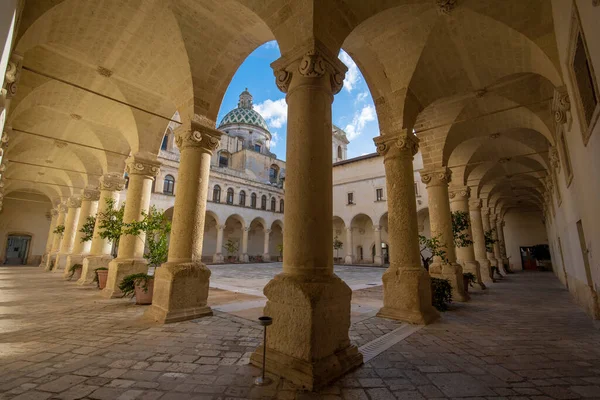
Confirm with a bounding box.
[5,235,31,265]
[520,247,537,270]
[371,242,389,264]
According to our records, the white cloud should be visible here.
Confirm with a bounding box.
[344,105,376,141]
[339,50,360,93]
[263,41,279,50]
[355,91,368,104]
[270,131,279,148]
[254,98,287,129]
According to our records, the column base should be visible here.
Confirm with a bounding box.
[373,255,383,266]
[241,254,249,262]
[39,254,48,268]
[78,255,113,285]
[250,273,362,391]
[377,267,439,324]
[53,253,70,273]
[502,258,510,273]
[496,258,507,275]
[63,254,85,280]
[429,262,469,302]
[212,253,223,263]
[144,261,212,324]
[263,253,271,262]
[462,260,486,290]
[44,253,58,271]
[102,258,149,298]
[477,258,494,284]
[344,255,354,264]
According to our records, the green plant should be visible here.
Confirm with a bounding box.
[333,235,343,259]
[123,206,171,268]
[452,211,473,248]
[484,229,497,253]
[53,224,65,236]
[68,263,83,280]
[277,243,283,257]
[98,198,125,255]
[79,215,97,243]
[93,267,108,287]
[119,273,152,298]
[419,234,448,269]
[223,239,239,258]
[431,277,453,311]
[463,272,476,287]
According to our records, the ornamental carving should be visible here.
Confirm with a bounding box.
[420,167,452,186]
[274,69,292,93]
[374,131,419,158]
[126,156,160,177]
[469,198,482,210]
[548,146,560,172]
[175,123,222,152]
[99,173,126,191]
[51,209,59,217]
[552,87,570,125]
[299,50,326,78]
[481,207,490,217]
[83,188,101,201]
[67,196,82,208]
[436,0,457,15]
[58,203,68,213]
[449,186,470,200]
[4,55,22,99]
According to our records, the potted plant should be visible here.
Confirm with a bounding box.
[97,198,125,257]
[463,272,476,293]
[452,211,473,249]
[79,214,97,243]
[53,224,65,237]
[118,206,171,304]
[94,267,109,289]
[333,235,343,263]
[431,277,452,311]
[68,263,83,281]
[484,229,501,279]
[277,243,283,262]
[223,239,239,262]
[418,234,447,270]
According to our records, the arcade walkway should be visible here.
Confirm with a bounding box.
[0,267,599,399]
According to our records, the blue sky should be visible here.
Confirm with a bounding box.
[216,41,380,161]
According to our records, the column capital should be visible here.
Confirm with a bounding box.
[217,224,225,231]
[175,119,222,152]
[374,225,381,232]
[448,186,470,201]
[58,203,68,213]
[99,173,126,192]
[420,167,452,187]
[374,130,419,159]
[50,209,59,217]
[272,40,347,94]
[548,146,561,172]
[481,207,490,217]
[468,198,482,210]
[264,228,272,234]
[82,187,101,201]
[67,196,82,208]
[243,227,250,232]
[125,153,161,178]
[552,86,570,125]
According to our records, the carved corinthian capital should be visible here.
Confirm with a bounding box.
[99,173,126,192]
[448,186,470,201]
[373,130,419,158]
[67,196,82,208]
[548,146,560,172]
[4,54,23,99]
[552,86,570,125]
[175,120,222,152]
[83,187,101,201]
[468,198,482,210]
[126,153,161,178]
[420,167,452,187]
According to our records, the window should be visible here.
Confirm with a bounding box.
[279,199,284,213]
[337,145,342,159]
[270,197,276,211]
[124,173,129,189]
[213,185,221,203]
[239,190,246,206]
[254,144,261,152]
[347,192,354,205]
[376,188,384,201]
[161,135,168,151]
[163,175,175,195]
[261,195,267,210]
[269,165,279,184]
[568,7,600,143]
[251,193,257,208]
[219,152,229,168]
[226,188,234,204]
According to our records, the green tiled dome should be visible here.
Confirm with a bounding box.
[218,88,269,132]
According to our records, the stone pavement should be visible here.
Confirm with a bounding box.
[0,267,599,399]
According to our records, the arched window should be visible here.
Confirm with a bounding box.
[269,164,279,184]
[213,185,221,203]
[337,145,342,159]
[161,135,168,151]
[124,173,129,189]
[226,188,234,204]
[239,190,246,206]
[279,199,284,213]
[270,197,276,211]
[163,175,175,195]
[261,195,267,210]
[251,193,257,208]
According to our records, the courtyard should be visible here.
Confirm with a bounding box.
[0,267,599,399]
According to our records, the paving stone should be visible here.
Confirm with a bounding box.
[427,373,496,397]
[37,375,87,393]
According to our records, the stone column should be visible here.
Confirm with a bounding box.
[373,131,439,323]
[66,188,100,273]
[481,208,500,278]
[373,225,383,265]
[145,122,221,324]
[469,198,494,284]
[79,174,125,284]
[45,204,66,271]
[241,227,249,262]
[104,154,160,298]
[40,209,58,268]
[499,219,510,270]
[55,196,82,273]
[213,224,224,263]
[250,45,362,390]
[344,227,354,264]
[448,186,485,290]
[491,214,507,274]
[262,228,271,261]
[420,167,468,302]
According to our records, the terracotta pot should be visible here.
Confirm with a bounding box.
[72,269,82,281]
[134,278,154,305]
[97,270,109,289]
[463,276,470,293]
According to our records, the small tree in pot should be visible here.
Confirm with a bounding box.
[484,228,501,279]
[451,211,479,291]
[223,239,239,262]
[277,243,283,262]
[333,235,343,263]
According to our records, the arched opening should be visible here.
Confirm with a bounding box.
[239,190,246,206]
[270,197,276,211]
[223,215,245,262]
[279,199,284,213]
[248,218,267,261]
[212,185,221,203]
[201,211,219,263]
[337,145,342,159]
[332,216,346,263]
[251,193,257,208]
[350,214,375,264]
[269,164,279,184]
[226,188,234,204]
[163,175,175,195]
[269,220,284,261]
[161,134,168,150]
[4,234,31,265]
[261,195,267,210]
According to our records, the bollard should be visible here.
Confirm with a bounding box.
[254,316,273,386]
